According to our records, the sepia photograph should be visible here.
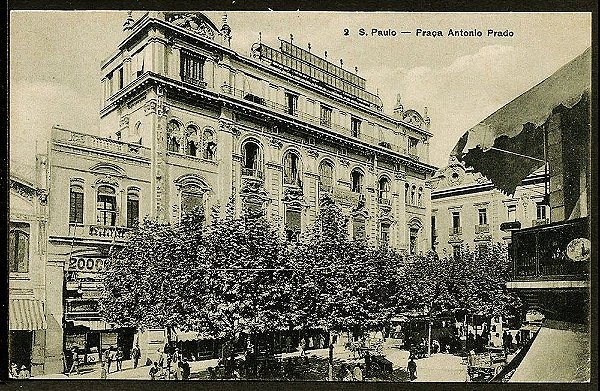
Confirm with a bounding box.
[7,9,593,383]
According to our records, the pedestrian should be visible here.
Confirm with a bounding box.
[116,346,124,371]
[507,331,514,351]
[173,348,182,380]
[100,362,107,379]
[157,348,165,368]
[207,366,217,380]
[298,339,306,357]
[109,346,117,372]
[68,346,81,376]
[515,331,521,347]
[149,361,159,380]
[181,358,190,380]
[18,365,31,379]
[352,364,363,381]
[103,347,112,373]
[10,363,19,378]
[364,350,371,378]
[407,356,417,381]
[131,343,141,369]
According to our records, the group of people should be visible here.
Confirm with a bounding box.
[149,346,191,380]
[502,330,522,353]
[335,363,364,381]
[9,363,31,379]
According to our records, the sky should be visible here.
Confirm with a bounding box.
[9,11,592,179]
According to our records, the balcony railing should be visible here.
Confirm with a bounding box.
[532,218,549,227]
[222,85,422,160]
[182,76,207,89]
[511,217,589,281]
[500,221,522,232]
[475,224,490,234]
[449,227,463,235]
[241,167,264,179]
[52,127,151,158]
[89,225,131,239]
[378,197,392,206]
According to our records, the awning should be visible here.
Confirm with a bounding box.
[452,47,591,195]
[9,299,47,331]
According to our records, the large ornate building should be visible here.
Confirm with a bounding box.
[33,12,437,371]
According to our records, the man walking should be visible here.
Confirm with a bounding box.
[131,343,141,369]
[68,347,81,376]
[407,356,417,381]
[116,346,124,371]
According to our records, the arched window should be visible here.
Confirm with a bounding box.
[9,223,29,273]
[97,185,117,226]
[203,129,217,160]
[379,177,390,203]
[69,184,84,224]
[319,160,334,193]
[283,151,302,186]
[418,187,423,207]
[167,120,181,153]
[242,141,263,179]
[411,185,416,205]
[351,169,364,193]
[126,189,140,228]
[185,125,199,157]
[405,183,409,204]
[285,207,302,242]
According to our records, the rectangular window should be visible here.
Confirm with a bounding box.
[409,227,419,255]
[69,188,84,224]
[127,195,140,228]
[452,211,461,229]
[353,216,366,240]
[408,137,419,155]
[118,67,124,90]
[97,194,116,226]
[285,208,302,242]
[180,52,205,85]
[351,117,361,137]
[380,223,390,246]
[285,92,298,116]
[536,203,546,220]
[431,215,437,245]
[320,105,332,128]
[478,208,488,226]
[9,223,30,273]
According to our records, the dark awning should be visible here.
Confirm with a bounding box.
[9,299,47,331]
[452,47,591,195]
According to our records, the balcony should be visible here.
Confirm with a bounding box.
[221,85,422,160]
[182,76,207,89]
[511,217,589,281]
[52,127,151,158]
[89,225,131,239]
[449,226,463,235]
[475,224,490,234]
[378,197,392,206]
[532,218,549,227]
[241,167,264,180]
[500,221,522,232]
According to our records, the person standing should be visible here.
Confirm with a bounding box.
[18,365,31,379]
[173,348,182,380]
[68,347,81,376]
[116,346,124,371]
[131,343,141,369]
[407,357,417,381]
[109,346,117,373]
[352,364,363,381]
[149,362,159,380]
[100,362,107,379]
[103,348,112,373]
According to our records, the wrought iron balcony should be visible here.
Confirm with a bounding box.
[89,225,131,239]
[475,224,490,234]
[378,197,392,206]
[532,218,549,227]
[449,226,462,235]
[241,167,264,179]
[182,76,207,89]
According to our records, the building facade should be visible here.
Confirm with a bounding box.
[430,158,548,257]
[35,11,437,371]
[8,175,52,375]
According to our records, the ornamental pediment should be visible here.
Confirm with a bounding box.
[164,12,218,40]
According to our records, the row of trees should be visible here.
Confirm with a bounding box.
[100,197,521,348]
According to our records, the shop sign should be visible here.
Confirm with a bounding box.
[68,257,106,273]
[567,238,591,261]
[101,333,118,350]
[65,334,86,349]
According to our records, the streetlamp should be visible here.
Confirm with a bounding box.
[424,304,431,357]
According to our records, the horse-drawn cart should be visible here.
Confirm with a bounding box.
[467,347,507,382]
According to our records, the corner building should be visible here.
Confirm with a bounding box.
[42,11,437,369]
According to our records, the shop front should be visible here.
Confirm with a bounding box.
[8,298,48,376]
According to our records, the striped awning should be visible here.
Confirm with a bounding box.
[9,299,47,330]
